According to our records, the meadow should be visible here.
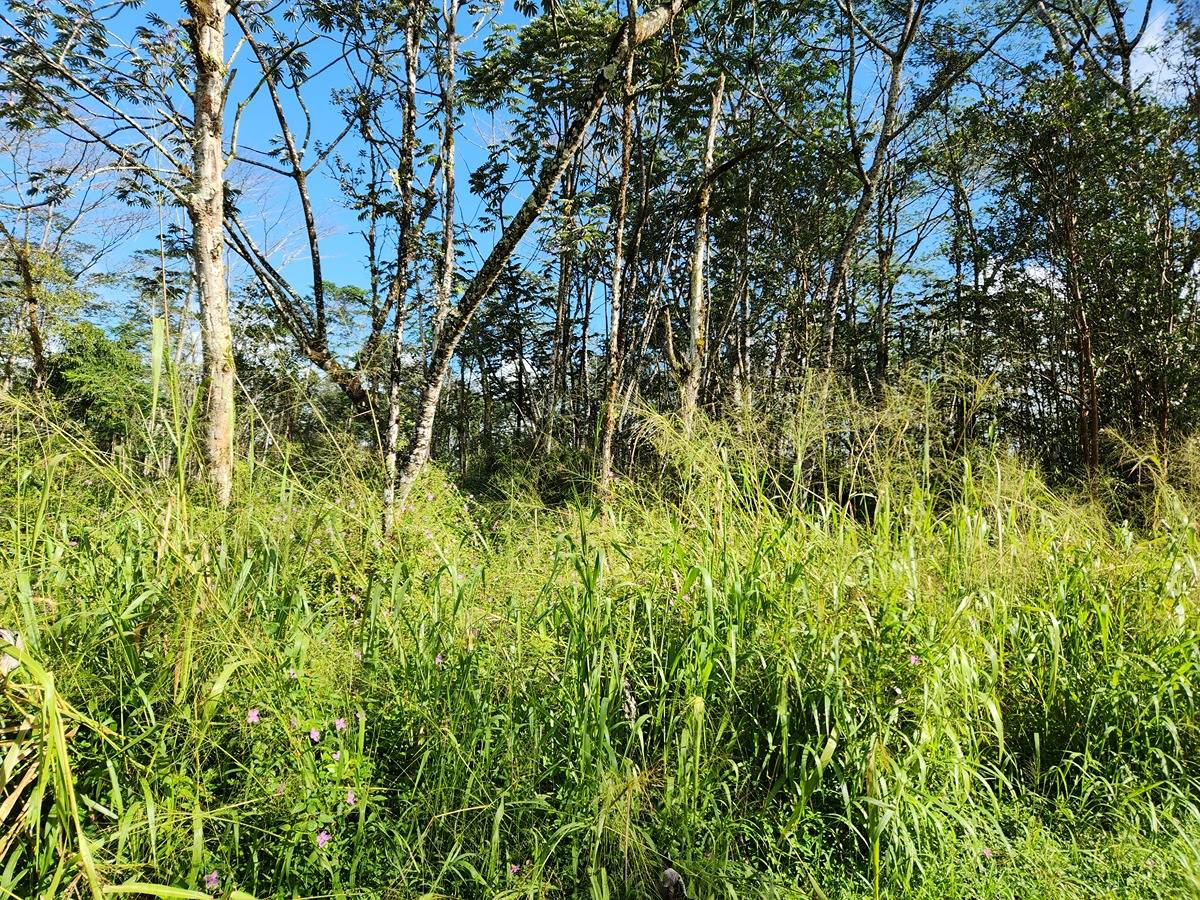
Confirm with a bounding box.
[3,385,1200,899]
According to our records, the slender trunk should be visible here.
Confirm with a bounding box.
[577,273,594,442]
[679,73,724,427]
[186,0,234,507]
[0,226,47,390]
[432,0,458,355]
[392,0,696,508]
[381,10,420,534]
[874,170,894,386]
[1060,208,1099,477]
[822,2,918,370]
[540,224,574,451]
[599,44,636,494]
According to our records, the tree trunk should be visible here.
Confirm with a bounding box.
[0,225,48,390]
[381,10,420,534]
[432,0,458,356]
[599,43,636,494]
[679,73,724,427]
[392,0,697,508]
[186,0,234,508]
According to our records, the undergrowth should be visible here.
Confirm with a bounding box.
[2,381,1199,898]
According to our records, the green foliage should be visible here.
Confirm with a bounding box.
[2,390,1199,898]
[47,322,150,446]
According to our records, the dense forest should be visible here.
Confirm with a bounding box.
[2,0,1200,897]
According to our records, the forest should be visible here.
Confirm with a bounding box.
[2,0,1200,896]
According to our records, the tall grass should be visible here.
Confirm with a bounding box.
[2,378,1199,898]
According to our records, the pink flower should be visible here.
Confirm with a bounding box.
[246,707,260,724]
[346,789,356,806]
[509,863,521,875]
[316,829,331,849]
[332,751,341,760]
[335,717,347,731]
[310,728,320,743]
[435,653,444,666]
[908,654,921,666]
[204,870,219,891]
[981,847,994,859]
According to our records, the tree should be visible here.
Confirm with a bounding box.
[1,0,237,504]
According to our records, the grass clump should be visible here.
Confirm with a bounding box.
[2,391,1199,898]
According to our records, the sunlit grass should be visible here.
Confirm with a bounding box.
[2,382,1199,898]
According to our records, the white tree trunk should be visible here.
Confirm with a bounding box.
[381,13,420,535]
[680,73,724,427]
[187,0,234,507]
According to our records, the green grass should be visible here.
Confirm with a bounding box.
[2,388,1200,899]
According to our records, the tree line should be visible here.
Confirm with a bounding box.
[2,0,1198,516]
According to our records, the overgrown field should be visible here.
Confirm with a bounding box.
[3,400,1200,899]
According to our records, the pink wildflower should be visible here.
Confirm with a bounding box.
[246,707,260,724]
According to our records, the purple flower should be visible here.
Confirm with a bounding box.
[316,829,331,849]
[346,789,356,806]
[981,847,993,859]
[332,751,341,760]
[509,863,521,875]
[908,654,921,666]
[310,728,321,743]
[204,870,220,891]
[335,717,347,732]
[246,707,260,724]
[434,653,444,666]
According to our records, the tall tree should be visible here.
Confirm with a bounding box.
[1,0,237,503]
[388,0,699,511]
